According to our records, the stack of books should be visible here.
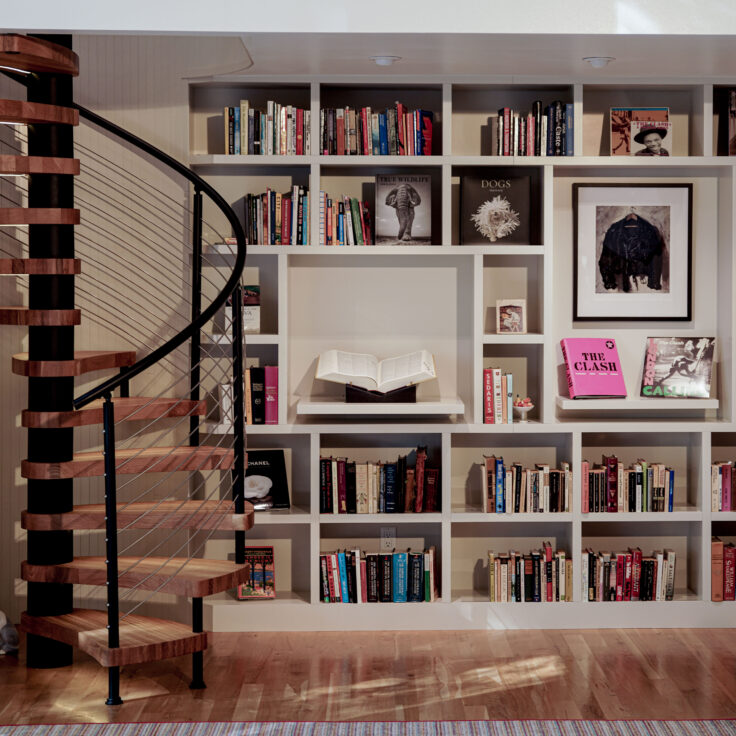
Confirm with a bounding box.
[490,101,573,156]
[318,192,373,245]
[711,462,736,511]
[223,100,310,155]
[483,368,515,424]
[319,546,439,603]
[488,543,570,602]
[583,548,676,601]
[582,456,675,513]
[711,537,736,601]
[320,104,433,155]
[319,447,439,514]
[244,186,309,245]
[482,458,571,514]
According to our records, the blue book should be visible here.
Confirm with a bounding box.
[338,551,349,603]
[384,462,397,513]
[416,111,423,155]
[233,106,241,155]
[392,551,408,602]
[372,115,380,155]
[565,103,574,156]
[495,457,505,513]
[379,113,388,155]
[668,469,674,512]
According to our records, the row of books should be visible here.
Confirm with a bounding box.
[320,105,433,156]
[319,547,439,603]
[583,548,676,601]
[711,537,736,601]
[244,186,310,245]
[490,102,573,157]
[218,366,278,426]
[318,193,373,245]
[482,458,571,514]
[319,448,439,514]
[483,368,515,424]
[488,543,571,602]
[711,462,736,512]
[581,457,674,513]
[223,101,311,155]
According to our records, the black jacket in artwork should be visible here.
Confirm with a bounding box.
[598,215,665,292]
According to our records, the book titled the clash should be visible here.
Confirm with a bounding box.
[237,546,276,600]
[560,338,627,399]
[640,337,715,398]
[315,349,436,394]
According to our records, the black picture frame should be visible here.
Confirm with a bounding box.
[573,182,693,321]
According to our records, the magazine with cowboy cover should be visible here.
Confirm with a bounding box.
[640,337,716,398]
[374,174,431,244]
[459,173,530,245]
[609,107,669,155]
[560,337,627,399]
[237,546,276,599]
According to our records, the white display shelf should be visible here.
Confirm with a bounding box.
[451,510,573,522]
[191,154,311,166]
[319,513,443,524]
[556,397,720,411]
[582,510,703,522]
[252,506,311,524]
[711,511,736,521]
[208,244,545,256]
[296,398,465,416]
[482,333,545,345]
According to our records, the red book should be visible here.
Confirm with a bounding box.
[264,365,278,425]
[483,368,494,424]
[603,454,619,513]
[615,553,625,600]
[503,108,511,155]
[544,543,553,602]
[527,112,534,156]
[724,544,736,601]
[360,558,368,603]
[296,108,304,155]
[360,108,370,155]
[723,463,732,512]
[414,447,427,513]
[328,552,339,602]
[712,537,725,601]
[396,102,406,154]
[630,547,642,601]
[337,459,347,513]
[420,110,433,155]
[581,460,589,513]
[424,468,439,512]
[624,552,633,600]
[336,110,345,156]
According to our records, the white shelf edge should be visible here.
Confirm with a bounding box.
[450,512,573,522]
[556,396,720,411]
[319,513,443,524]
[483,333,545,344]
[207,244,546,256]
[581,511,703,522]
[296,398,466,416]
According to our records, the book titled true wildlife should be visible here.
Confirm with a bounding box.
[560,338,627,399]
[460,172,530,244]
[640,337,716,398]
[374,174,431,244]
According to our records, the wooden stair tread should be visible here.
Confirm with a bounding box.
[21,610,205,667]
[0,258,80,275]
[0,307,80,326]
[1,34,79,76]
[0,155,80,176]
[23,396,206,428]
[21,557,251,597]
[22,445,235,479]
[13,350,136,377]
[0,207,80,225]
[0,99,78,126]
[22,499,255,531]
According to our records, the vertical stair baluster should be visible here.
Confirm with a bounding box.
[231,283,246,565]
[190,188,202,448]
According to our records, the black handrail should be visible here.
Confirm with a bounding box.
[70,102,246,409]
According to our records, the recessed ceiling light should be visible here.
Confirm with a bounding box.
[583,56,615,69]
[370,56,401,67]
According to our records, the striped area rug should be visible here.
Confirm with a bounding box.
[1,723,735,736]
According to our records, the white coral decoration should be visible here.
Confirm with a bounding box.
[471,196,521,242]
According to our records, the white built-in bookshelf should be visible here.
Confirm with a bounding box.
[190,78,736,631]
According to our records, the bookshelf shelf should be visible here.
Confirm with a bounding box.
[188,75,736,630]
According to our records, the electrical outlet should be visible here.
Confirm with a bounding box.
[380,526,396,552]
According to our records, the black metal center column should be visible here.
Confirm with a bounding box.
[25,34,76,669]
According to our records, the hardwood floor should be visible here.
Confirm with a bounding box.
[1,629,736,723]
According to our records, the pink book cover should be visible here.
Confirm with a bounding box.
[560,338,626,398]
[724,463,732,512]
[581,460,589,513]
[264,365,278,425]
[360,558,368,603]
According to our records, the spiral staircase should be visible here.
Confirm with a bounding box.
[0,34,252,704]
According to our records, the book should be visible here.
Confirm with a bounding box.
[459,172,531,245]
[374,174,432,245]
[610,107,669,156]
[237,546,275,599]
[712,537,724,602]
[264,365,278,425]
[250,367,266,424]
[629,120,673,157]
[315,349,436,394]
[640,337,716,398]
[245,449,290,510]
[560,337,627,399]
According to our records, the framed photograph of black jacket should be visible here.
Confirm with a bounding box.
[573,183,692,321]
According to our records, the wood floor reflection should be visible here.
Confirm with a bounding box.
[1,629,736,723]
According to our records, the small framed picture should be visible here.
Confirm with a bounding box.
[496,299,527,334]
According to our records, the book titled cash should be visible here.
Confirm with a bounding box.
[315,349,436,394]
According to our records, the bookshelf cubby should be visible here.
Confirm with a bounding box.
[190,77,736,630]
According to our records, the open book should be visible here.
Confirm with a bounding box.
[315,349,437,394]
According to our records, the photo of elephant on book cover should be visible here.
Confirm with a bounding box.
[375,174,432,244]
[595,205,670,295]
